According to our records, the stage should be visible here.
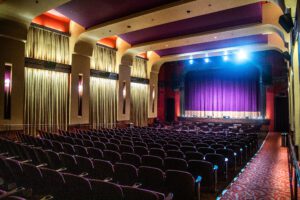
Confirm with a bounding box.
[178,116,270,125]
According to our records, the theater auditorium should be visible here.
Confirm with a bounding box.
[0,0,299,200]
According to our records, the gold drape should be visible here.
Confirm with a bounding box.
[130,83,148,126]
[90,77,117,128]
[25,26,70,64]
[24,68,69,135]
[91,45,117,73]
[131,57,147,78]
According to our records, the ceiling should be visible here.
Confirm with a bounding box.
[56,0,179,28]
[0,0,287,72]
[155,34,268,56]
[119,3,262,45]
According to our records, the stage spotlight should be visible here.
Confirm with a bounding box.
[204,57,210,63]
[189,56,194,65]
[236,50,248,60]
[223,55,229,61]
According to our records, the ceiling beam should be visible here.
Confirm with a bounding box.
[79,0,284,43]
[127,23,285,55]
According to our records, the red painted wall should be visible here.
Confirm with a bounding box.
[32,12,70,33]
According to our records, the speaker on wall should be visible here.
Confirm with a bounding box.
[279,13,294,33]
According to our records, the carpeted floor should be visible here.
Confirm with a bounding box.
[220,132,291,200]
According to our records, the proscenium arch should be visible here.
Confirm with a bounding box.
[151,43,286,73]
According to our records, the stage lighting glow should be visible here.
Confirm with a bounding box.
[189,56,194,65]
[223,55,229,61]
[236,50,248,60]
[204,57,210,63]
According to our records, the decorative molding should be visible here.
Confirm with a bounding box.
[30,23,70,37]
[25,57,71,73]
[131,77,149,84]
[90,69,119,80]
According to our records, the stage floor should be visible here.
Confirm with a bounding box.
[178,116,270,125]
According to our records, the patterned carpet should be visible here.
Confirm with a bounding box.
[220,132,291,200]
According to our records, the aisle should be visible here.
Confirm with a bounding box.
[220,132,291,200]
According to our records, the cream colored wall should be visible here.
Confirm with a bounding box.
[0,37,25,130]
[69,53,90,125]
[292,41,300,145]
[0,19,27,130]
[117,64,131,121]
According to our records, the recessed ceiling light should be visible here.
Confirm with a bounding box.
[214,36,217,39]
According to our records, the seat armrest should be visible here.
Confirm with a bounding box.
[103,177,113,182]
[36,163,48,168]
[56,167,67,172]
[0,187,25,199]
[0,152,9,156]
[7,156,19,159]
[165,193,173,200]
[40,195,54,200]
[20,159,32,163]
[78,172,89,177]
[132,182,142,188]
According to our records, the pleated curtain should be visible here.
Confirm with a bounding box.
[24,68,69,135]
[91,45,117,73]
[25,26,70,64]
[130,57,149,126]
[24,25,70,135]
[90,45,118,128]
[130,83,149,127]
[131,57,147,79]
[90,77,117,128]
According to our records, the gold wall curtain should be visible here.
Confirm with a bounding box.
[25,26,70,64]
[91,45,117,73]
[90,77,117,128]
[131,57,147,78]
[130,83,148,126]
[24,68,69,135]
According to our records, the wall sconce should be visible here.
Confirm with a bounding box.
[4,63,12,119]
[78,74,83,116]
[122,81,126,114]
[152,84,155,113]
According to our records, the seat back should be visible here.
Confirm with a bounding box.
[121,153,141,167]
[90,179,123,200]
[63,173,92,200]
[141,155,164,170]
[103,150,121,164]
[114,163,138,186]
[188,160,214,189]
[40,167,65,199]
[138,166,165,192]
[87,147,103,159]
[164,157,187,171]
[122,186,159,200]
[166,170,195,200]
[93,159,114,179]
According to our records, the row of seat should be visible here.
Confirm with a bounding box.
[15,134,230,180]
[1,155,176,200]
[37,130,256,165]
[1,138,217,192]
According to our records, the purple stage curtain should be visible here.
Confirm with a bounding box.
[184,67,260,116]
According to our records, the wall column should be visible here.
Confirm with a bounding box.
[117,64,131,124]
[69,40,94,127]
[0,20,27,130]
